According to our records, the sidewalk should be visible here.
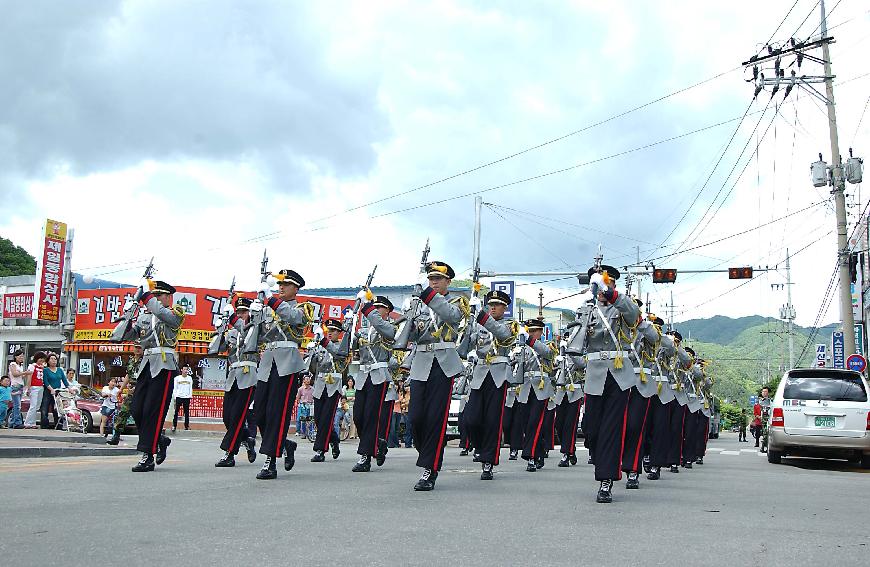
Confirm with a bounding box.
[0,429,139,458]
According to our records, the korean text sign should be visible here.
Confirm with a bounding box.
[33,219,68,322]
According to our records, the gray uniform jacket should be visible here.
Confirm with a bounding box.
[516,338,555,403]
[307,339,347,399]
[555,355,585,404]
[687,364,704,413]
[111,294,185,380]
[672,347,693,406]
[354,304,398,388]
[253,297,309,381]
[406,289,466,382]
[221,318,260,391]
[575,293,641,396]
[631,320,663,399]
[469,310,516,390]
[649,333,677,403]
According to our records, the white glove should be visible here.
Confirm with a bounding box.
[590,272,608,293]
[122,297,136,313]
[467,351,478,364]
[357,288,374,302]
[402,297,413,311]
[555,355,565,364]
[258,280,273,296]
[509,346,524,360]
[469,295,482,311]
[221,303,235,316]
[517,327,529,343]
[419,273,430,289]
[141,278,155,293]
[249,300,264,313]
[312,325,324,343]
[559,339,568,350]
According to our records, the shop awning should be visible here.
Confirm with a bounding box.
[64,341,210,354]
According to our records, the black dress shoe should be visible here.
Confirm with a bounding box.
[256,456,277,480]
[413,469,437,491]
[587,456,594,465]
[284,439,297,471]
[642,456,652,474]
[459,448,469,456]
[683,461,693,469]
[480,463,494,480]
[558,455,570,467]
[626,472,640,489]
[526,461,537,472]
[106,430,121,445]
[245,437,257,463]
[596,480,613,503]
[376,438,388,467]
[311,451,325,463]
[132,454,155,472]
[352,455,371,472]
[696,457,704,465]
[535,456,545,469]
[472,452,481,463]
[155,435,171,465]
[215,452,235,467]
[568,454,577,466]
[331,441,340,459]
[647,467,660,480]
[508,450,518,460]
[670,464,680,473]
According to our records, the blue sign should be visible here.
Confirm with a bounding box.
[847,353,867,373]
[543,322,554,341]
[832,331,845,369]
[491,280,516,318]
[749,395,757,406]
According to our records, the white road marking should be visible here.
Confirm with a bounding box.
[720,450,741,455]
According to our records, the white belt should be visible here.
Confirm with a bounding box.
[588,350,624,361]
[360,362,389,373]
[655,376,670,382]
[230,361,257,370]
[487,356,509,364]
[417,342,454,352]
[525,371,544,378]
[264,341,298,350]
[144,347,175,356]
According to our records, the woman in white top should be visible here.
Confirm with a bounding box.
[100,378,120,437]
[7,350,31,429]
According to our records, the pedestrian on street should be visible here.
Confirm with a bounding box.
[738,409,748,442]
[344,377,356,439]
[295,375,314,438]
[99,378,119,437]
[41,353,69,429]
[172,365,194,432]
[0,375,12,427]
[23,352,46,429]
[7,349,30,429]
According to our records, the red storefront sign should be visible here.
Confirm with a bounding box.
[3,292,34,319]
[33,219,68,322]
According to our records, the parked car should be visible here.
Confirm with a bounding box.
[446,394,461,440]
[17,386,131,433]
[767,368,870,467]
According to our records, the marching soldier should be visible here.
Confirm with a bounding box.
[554,345,584,467]
[568,265,640,503]
[350,294,398,472]
[398,261,468,491]
[644,325,677,480]
[111,279,186,472]
[455,373,473,456]
[106,343,142,446]
[503,377,525,461]
[516,318,556,472]
[666,333,693,473]
[681,347,703,468]
[695,359,713,465]
[307,318,350,462]
[462,289,517,480]
[246,269,314,480]
[213,297,258,467]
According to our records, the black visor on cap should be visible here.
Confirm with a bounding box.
[152,280,176,295]
[587,264,621,280]
[373,295,394,312]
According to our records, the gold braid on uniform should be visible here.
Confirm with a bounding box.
[613,316,638,370]
[485,320,519,364]
[639,326,661,385]
[433,295,470,342]
[538,341,560,390]
[271,302,316,343]
[155,307,186,362]
[391,349,408,381]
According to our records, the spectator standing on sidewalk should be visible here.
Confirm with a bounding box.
[99,378,120,437]
[41,353,69,428]
[295,375,314,437]
[0,375,12,427]
[23,352,46,429]
[738,409,748,442]
[172,365,194,432]
[7,349,30,428]
[344,377,357,439]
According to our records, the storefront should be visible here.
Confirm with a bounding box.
[1,275,66,374]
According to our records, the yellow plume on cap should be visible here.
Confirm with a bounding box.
[433,264,448,274]
[473,282,482,293]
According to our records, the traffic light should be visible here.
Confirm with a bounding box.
[728,267,753,279]
[653,268,677,284]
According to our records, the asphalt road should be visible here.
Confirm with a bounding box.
[1,432,868,566]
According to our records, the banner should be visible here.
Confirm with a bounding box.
[74,287,355,342]
[32,219,68,322]
[832,331,845,369]
[3,292,34,319]
[815,344,827,368]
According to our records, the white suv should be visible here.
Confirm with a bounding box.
[768,368,870,467]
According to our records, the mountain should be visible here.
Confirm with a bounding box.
[676,315,839,345]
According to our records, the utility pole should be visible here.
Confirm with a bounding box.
[780,249,796,368]
[820,0,856,357]
[538,288,544,318]
[636,246,642,304]
[665,290,678,331]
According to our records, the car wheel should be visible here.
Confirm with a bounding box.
[767,450,782,464]
[861,454,870,469]
[81,411,93,433]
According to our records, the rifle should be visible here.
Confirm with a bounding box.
[122,257,155,323]
[208,276,236,356]
[244,249,269,354]
[348,264,378,331]
[565,248,603,357]
[394,238,431,350]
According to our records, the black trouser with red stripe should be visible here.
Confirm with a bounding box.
[313,390,341,453]
[508,401,528,452]
[256,365,300,458]
[696,414,710,457]
[682,410,701,464]
[555,397,583,456]
[354,380,389,457]
[621,389,652,474]
[379,400,394,450]
[544,406,556,452]
[667,404,688,466]
[130,365,175,455]
[409,362,455,471]
[458,409,471,450]
[582,372,632,482]
[221,382,256,454]
[648,397,673,467]
[464,374,507,465]
[522,396,548,461]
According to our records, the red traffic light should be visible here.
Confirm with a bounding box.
[653,268,677,284]
[728,267,753,279]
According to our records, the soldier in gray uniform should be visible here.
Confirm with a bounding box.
[398,261,468,491]
[455,372,472,456]
[554,340,584,467]
[246,269,313,480]
[568,265,640,503]
[351,294,398,472]
[644,323,677,480]
[502,375,525,460]
[461,289,517,480]
[695,360,713,465]
[212,297,258,467]
[516,318,556,472]
[307,318,350,462]
[666,336,693,473]
[681,347,703,468]
[111,279,185,472]
[620,307,662,489]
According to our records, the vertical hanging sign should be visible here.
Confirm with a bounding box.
[32,219,68,322]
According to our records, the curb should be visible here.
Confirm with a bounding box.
[0,447,139,458]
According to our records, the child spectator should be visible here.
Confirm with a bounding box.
[0,375,12,427]
[100,378,120,437]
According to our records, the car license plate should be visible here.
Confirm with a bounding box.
[815,416,836,428]
[447,426,459,435]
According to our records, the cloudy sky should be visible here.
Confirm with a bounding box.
[2,0,869,334]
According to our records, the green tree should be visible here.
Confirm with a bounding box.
[0,236,37,277]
